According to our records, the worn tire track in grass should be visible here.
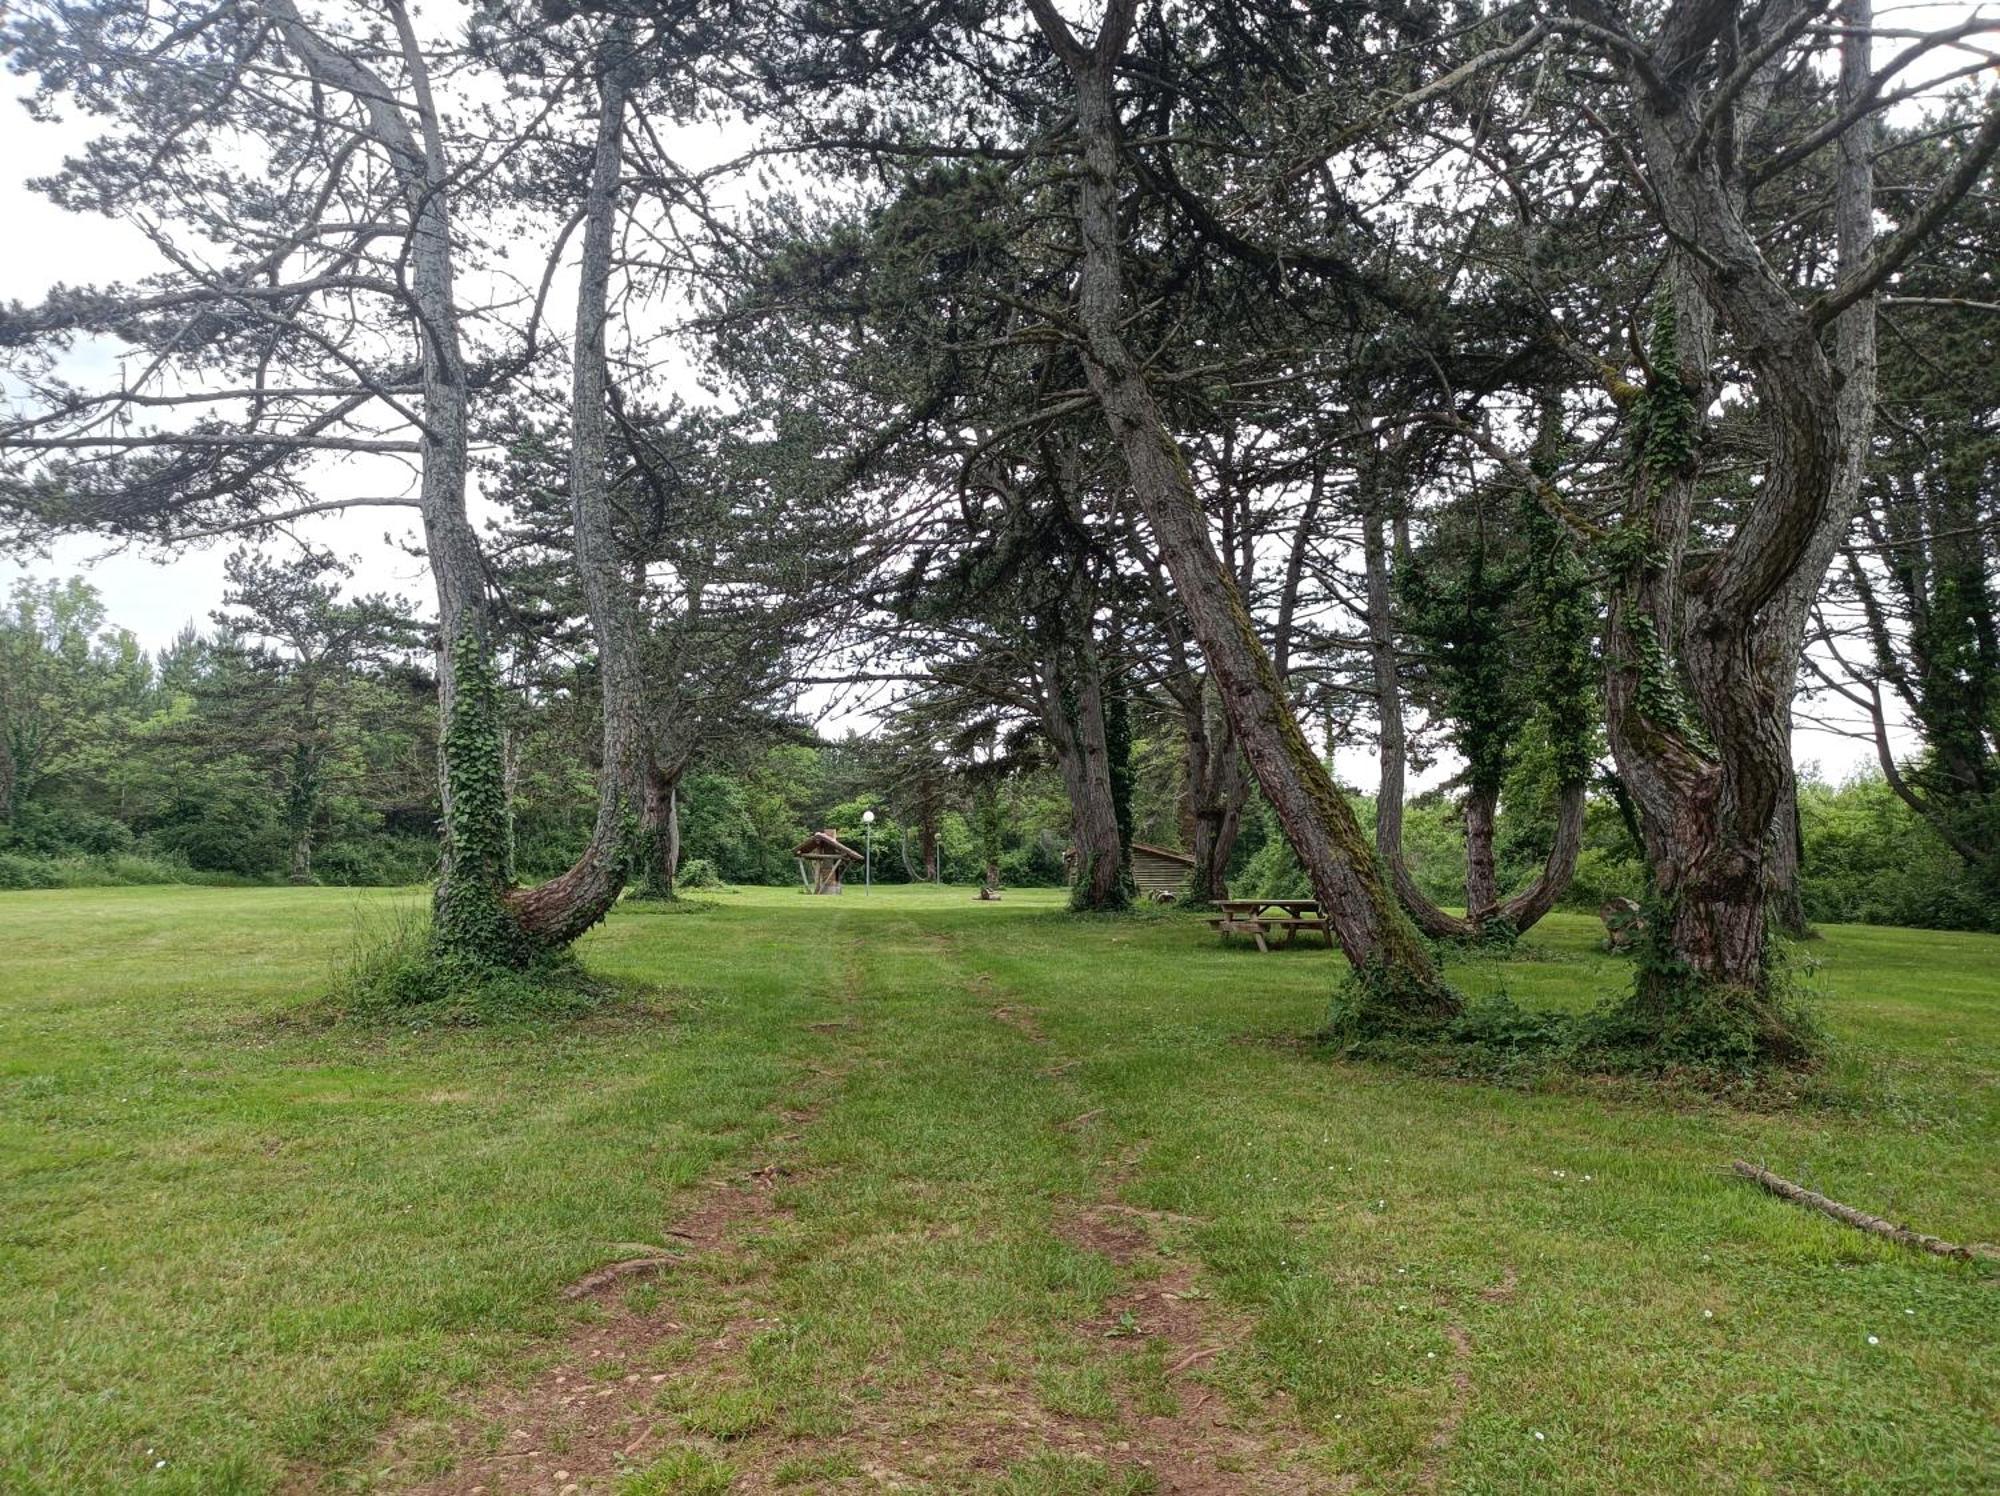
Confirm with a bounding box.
[334,926,873,1495]
[342,911,1337,1493]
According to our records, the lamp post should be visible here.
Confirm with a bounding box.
[862,809,875,894]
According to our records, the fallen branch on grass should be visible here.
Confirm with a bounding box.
[1730,1161,1997,1263]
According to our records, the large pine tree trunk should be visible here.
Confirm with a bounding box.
[1462,785,1500,920]
[262,0,512,962]
[506,25,648,948]
[1030,0,1451,1016]
[1043,637,1130,912]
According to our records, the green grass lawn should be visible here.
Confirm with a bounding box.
[1,885,1994,1493]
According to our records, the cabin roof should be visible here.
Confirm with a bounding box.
[793,828,863,860]
[1130,841,1195,867]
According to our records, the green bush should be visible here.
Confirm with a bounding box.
[1,803,135,858]
[0,850,253,890]
[675,856,722,889]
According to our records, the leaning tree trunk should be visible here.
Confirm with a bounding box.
[1030,0,1451,1020]
[506,24,649,948]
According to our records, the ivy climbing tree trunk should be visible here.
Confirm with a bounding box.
[258,0,509,964]
[1027,0,1451,1018]
[1367,414,1591,942]
[1566,0,2000,1061]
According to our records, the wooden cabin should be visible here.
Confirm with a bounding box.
[794,829,863,895]
[1130,842,1197,902]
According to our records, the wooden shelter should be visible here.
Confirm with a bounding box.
[794,829,863,895]
[1130,842,1197,902]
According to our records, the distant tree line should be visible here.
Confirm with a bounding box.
[2,571,1987,936]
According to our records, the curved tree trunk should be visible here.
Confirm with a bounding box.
[1363,440,1583,939]
[506,25,648,948]
[1496,781,1587,931]
[1763,0,1879,943]
[1028,0,1450,1017]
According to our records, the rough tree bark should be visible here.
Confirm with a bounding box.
[1041,630,1131,912]
[261,0,507,961]
[633,760,682,900]
[1028,0,1451,1016]
[502,23,651,948]
[1570,0,2000,1056]
[1763,0,1881,938]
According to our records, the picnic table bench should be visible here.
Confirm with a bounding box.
[1206,898,1334,952]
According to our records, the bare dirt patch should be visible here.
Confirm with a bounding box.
[350,1162,793,1496]
[1050,1198,1334,1493]
[989,1004,1048,1044]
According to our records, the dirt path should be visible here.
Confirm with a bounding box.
[335,923,1342,1493]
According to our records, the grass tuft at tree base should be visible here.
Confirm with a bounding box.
[313,903,633,1028]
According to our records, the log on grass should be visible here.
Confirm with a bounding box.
[1730,1160,1995,1263]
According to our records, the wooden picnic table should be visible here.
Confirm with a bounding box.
[1207,898,1333,953]
[1214,898,1320,918]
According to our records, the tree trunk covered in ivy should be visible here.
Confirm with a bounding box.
[258,0,510,965]
[1029,0,1451,1017]
[1362,447,1589,942]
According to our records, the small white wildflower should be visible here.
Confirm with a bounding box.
[1867,1335,1880,1345]
[1427,1351,1436,1360]
[154,1461,167,1470]
[1702,1309,1713,1319]
[1904,1309,1915,1316]
[1533,1431,1545,1441]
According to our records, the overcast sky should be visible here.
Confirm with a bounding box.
[3,12,1960,787]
